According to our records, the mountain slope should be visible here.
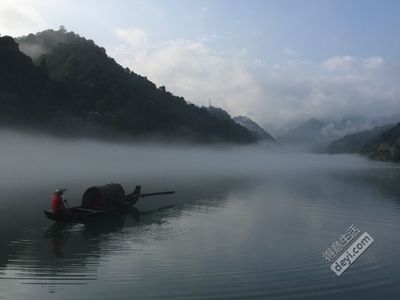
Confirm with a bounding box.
[1,29,256,143]
[279,118,326,145]
[326,124,394,154]
[360,123,400,161]
[206,106,232,121]
[0,36,62,124]
[17,26,82,60]
[233,116,276,142]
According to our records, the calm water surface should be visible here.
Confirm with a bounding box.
[0,149,400,299]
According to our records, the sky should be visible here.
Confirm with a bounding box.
[1,0,400,131]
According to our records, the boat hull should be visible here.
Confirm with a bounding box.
[44,198,137,222]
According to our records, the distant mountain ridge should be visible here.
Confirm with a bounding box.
[0,28,256,143]
[325,122,400,162]
[278,115,400,151]
[360,123,400,161]
[233,116,276,143]
[278,118,327,146]
[326,124,394,154]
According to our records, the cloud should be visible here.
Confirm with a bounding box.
[321,56,356,72]
[283,47,297,57]
[112,31,264,117]
[320,55,385,73]
[365,57,384,69]
[115,28,147,50]
[0,0,47,37]
[262,55,400,132]
[113,30,400,132]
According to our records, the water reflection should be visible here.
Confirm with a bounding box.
[0,179,247,294]
[44,208,141,258]
[0,168,400,299]
[46,223,68,258]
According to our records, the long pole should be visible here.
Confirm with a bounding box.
[126,191,175,198]
[139,191,175,198]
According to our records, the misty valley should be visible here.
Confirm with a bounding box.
[1,4,400,299]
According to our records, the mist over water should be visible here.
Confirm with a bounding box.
[1,129,400,300]
[0,129,386,189]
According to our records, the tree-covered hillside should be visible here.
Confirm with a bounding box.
[360,123,400,161]
[0,36,60,124]
[233,116,276,143]
[325,123,400,162]
[0,28,256,143]
[325,124,394,154]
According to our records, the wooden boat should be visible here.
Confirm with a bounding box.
[44,184,174,222]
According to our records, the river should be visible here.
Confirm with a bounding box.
[0,131,399,299]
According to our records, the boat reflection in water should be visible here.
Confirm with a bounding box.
[0,178,237,296]
[2,205,175,294]
[44,207,141,258]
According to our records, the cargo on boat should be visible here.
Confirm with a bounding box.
[44,183,175,222]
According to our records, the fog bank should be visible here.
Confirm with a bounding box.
[0,129,393,192]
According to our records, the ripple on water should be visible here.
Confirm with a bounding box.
[1,170,400,299]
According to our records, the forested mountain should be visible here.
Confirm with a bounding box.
[206,106,232,122]
[277,115,400,150]
[233,116,276,143]
[0,28,256,143]
[360,123,400,161]
[0,35,60,124]
[325,122,400,162]
[325,124,394,154]
[17,26,82,60]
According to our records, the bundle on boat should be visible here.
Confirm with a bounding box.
[81,183,128,210]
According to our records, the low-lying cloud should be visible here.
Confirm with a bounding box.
[0,129,386,193]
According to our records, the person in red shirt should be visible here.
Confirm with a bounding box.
[51,188,69,214]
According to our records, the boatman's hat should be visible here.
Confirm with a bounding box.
[54,188,66,195]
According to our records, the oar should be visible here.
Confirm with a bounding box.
[63,199,73,215]
[139,191,175,198]
[126,191,175,198]
[63,199,71,209]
